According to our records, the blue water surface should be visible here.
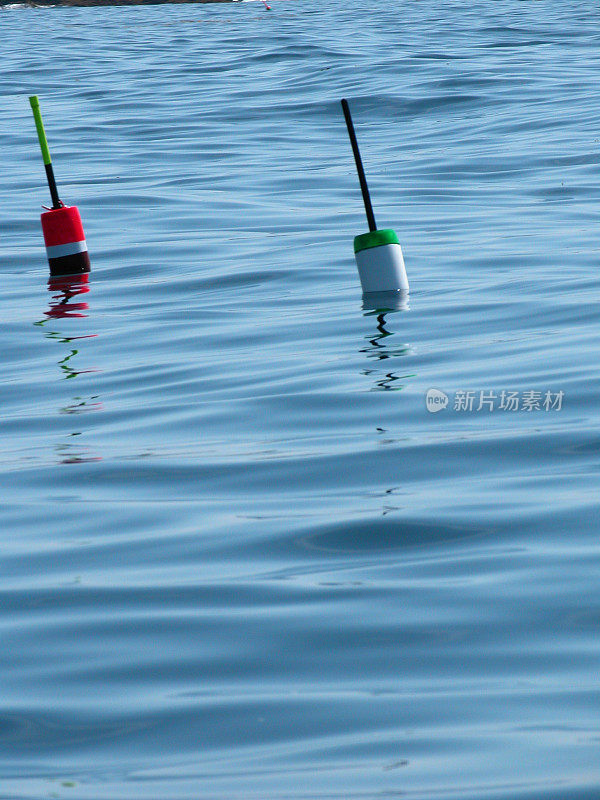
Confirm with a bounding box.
[0,0,599,797]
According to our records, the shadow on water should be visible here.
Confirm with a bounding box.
[298,515,491,555]
[33,274,102,464]
[361,290,415,392]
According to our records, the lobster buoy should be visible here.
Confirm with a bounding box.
[341,98,408,297]
[42,205,90,276]
[29,96,91,277]
[353,229,408,294]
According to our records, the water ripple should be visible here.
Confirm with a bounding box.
[1,0,599,797]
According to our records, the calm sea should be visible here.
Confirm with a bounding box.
[1,1,599,797]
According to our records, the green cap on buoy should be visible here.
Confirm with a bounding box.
[354,229,399,254]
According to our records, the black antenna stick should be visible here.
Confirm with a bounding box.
[341,98,377,232]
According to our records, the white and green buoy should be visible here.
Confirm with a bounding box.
[341,99,409,296]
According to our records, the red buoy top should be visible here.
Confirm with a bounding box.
[41,205,86,248]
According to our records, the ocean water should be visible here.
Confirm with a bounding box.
[1,0,599,797]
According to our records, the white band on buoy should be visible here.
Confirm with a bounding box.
[45,240,88,260]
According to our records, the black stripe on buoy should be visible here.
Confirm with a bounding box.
[48,250,91,276]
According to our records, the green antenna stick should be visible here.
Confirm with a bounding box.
[29,96,62,209]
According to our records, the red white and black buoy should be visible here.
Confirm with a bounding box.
[29,96,90,277]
